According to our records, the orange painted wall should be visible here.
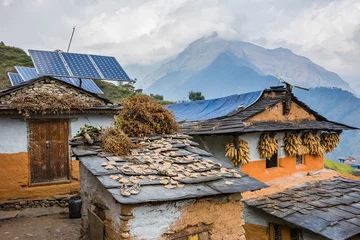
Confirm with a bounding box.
[0,152,79,202]
[241,155,324,182]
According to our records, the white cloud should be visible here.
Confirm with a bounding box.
[2,0,14,7]
[1,0,360,82]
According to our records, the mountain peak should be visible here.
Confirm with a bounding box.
[140,36,353,93]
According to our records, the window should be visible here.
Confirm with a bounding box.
[269,223,302,240]
[296,155,303,165]
[266,152,278,168]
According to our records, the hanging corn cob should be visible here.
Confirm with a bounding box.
[225,138,250,166]
[320,132,340,153]
[283,132,309,157]
[257,133,278,159]
[302,132,324,156]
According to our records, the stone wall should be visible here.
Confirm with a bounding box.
[0,194,79,210]
[0,78,104,105]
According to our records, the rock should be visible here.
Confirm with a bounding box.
[15,205,21,210]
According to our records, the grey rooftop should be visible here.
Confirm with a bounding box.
[72,134,267,204]
[245,177,360,240]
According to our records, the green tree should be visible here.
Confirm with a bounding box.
[150,93,164,101]
[189,91,205,101]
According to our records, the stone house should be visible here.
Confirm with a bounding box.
[72,134,267,239]
[0,76,119,202]
[168,86,359,240]
[168,86,356,182]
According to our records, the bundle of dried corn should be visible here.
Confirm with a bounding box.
[302,132,324,156]
[258,133,278,159]
[72,125,103,145]
[225,138,250,166]
[116,95,179,137]
[320,132,340,153]
[9,92,102,119]
[100,126,135,156]
[284,132,303,157]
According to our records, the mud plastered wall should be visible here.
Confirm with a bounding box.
[125,194,245,240]
[0,114,114,201]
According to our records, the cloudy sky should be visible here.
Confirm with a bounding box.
[1,0,360,87]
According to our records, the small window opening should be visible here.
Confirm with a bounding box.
[270,223,303,240]
[266,152,278,168]
[296,155,303,165]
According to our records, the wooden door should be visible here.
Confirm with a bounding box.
[29,119,70,184]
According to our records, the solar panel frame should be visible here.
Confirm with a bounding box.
[60,52,102,79]
[28,50,70,77]
[71,78,104,94]
[8,72,25,86]
[90,54,130,81]
[15,66,38,81]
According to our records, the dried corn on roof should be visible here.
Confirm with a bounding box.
[246,177,360,240]
[71,134,267,204]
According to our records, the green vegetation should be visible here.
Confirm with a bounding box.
[93,80,134,103]
[324,159,354,174]
[0,42,33,89]
[189,91,205,101]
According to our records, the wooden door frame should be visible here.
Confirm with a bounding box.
[27,118,72,186]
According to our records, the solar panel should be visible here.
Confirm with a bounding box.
[15,66,38,81]
[29,50,69,77]
[8,72,25,86]
[90,55,130,81]
[60,53,101,79]
[71,78,104,94]
[28,49,130,81]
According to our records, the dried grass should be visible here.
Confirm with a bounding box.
[100,126,135,156]
[116,94,179,137]
[9,92,103,118]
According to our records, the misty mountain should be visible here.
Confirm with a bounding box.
[147,51,280,100]
[142,33,353,100]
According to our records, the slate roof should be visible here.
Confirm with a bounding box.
[71,134,267,204]
[245,177,360,240]
[178,87,356,135]
[0,76,121,114]
[0,76,111,103]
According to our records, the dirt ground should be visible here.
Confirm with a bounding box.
[0,214,80,240]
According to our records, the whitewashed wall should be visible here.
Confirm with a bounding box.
[193,132,286,164]
[0,114,114,153]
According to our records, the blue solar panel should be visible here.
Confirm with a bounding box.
[8,72,25,86]
[15,66,38,81]
[60,53,101,79]
[71,78,103,94]
[28,50,69,77]
[90,55,130,81]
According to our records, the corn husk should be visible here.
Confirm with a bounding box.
[284,132,309,157]
[225,138,250,166]
[258,133,278,159]
[302,132,324,156]
[320,133,340,153]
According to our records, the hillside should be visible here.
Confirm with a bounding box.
[0,42,33,89]
[142,34,353,99]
